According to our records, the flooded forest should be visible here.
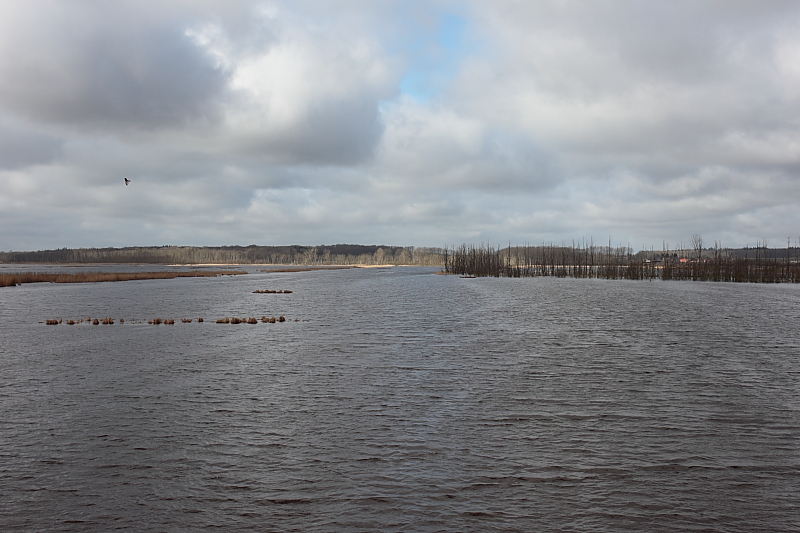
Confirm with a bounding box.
[444,241,800,283]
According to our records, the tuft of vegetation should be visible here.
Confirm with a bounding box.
[43,315,296,326]
[253,289,292,293]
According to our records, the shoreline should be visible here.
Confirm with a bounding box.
[1,262,407,268]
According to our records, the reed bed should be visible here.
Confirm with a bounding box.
[44,315,293,325]
[0,270,247,288]
[444,243,800,283]
[253,289,292,293]
[212,316,285,324]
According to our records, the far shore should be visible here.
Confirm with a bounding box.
[168,263,401,268]
[1,262,406,268]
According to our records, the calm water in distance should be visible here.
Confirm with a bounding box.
[1,265,799,532]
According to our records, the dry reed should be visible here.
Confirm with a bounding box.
[43,314,294,326]
[0,270,247,288]
[253,289,293,293]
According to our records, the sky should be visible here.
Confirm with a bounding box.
[1,0,799,251]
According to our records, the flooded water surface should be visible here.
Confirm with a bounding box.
[1,266,798,531]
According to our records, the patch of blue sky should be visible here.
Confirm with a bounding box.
[397,11,473,103]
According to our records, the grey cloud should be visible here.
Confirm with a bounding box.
[236,92,387,165]
[0,2,229,130]
[0,1,400,166]
[0,119,62,169]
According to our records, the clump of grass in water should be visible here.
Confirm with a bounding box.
[253,289,293,294]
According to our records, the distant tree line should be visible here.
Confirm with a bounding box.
[444,239,800,283]
[0,244,446,266]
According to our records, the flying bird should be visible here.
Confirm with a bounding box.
[124,177,130,186]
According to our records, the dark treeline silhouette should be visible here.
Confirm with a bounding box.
[444,241,800,283]
[0,244,445,266]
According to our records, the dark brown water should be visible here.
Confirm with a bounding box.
[1,266,798,531]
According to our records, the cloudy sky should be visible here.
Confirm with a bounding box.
[1,0,799,251]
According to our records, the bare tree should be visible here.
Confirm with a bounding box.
[691,234,703,261]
